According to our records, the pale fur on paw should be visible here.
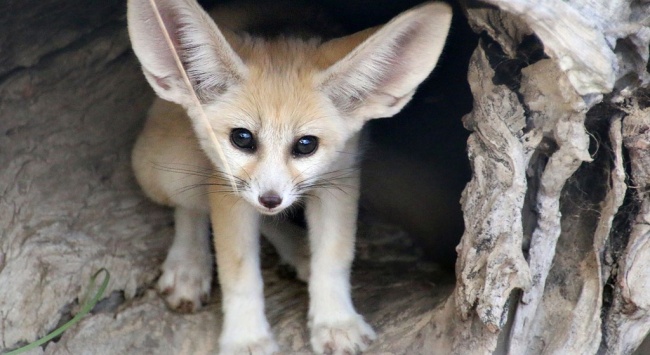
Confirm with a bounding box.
[310,316,376,355]
[219,337,279,355]
[157,255,212,313]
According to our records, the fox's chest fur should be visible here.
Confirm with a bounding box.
[127,0,451,354]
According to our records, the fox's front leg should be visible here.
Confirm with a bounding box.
[210,193,278,355]
[306,172,376,354]
[157,207,212,313]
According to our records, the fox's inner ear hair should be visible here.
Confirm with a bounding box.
[316,2,452,129]
[127,0,247,106]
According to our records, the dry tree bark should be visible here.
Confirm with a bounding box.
[431,0,650,353]
[606,104,650,354]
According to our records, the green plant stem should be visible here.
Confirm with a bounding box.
[4,268,110,355]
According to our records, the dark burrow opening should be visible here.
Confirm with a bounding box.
[194,0,476,271]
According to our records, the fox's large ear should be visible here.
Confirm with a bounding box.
[127,0,246,106]
[316,2,452,129]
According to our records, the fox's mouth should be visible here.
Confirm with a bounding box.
[257,206,284,216]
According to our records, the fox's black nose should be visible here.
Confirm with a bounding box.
[259,192,282,209]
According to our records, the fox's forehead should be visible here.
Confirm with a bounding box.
[224,39,339,129]
[202,36,347,148]
[236,78,339,142]
[234,36,330,71]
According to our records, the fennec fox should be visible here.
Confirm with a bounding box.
[127,0,451,353]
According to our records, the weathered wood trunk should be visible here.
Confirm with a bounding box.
[439,0,650,353]
[1,0,649,354]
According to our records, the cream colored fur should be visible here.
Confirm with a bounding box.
[127,1,451,354]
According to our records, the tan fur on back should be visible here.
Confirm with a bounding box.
[132,99,211,209]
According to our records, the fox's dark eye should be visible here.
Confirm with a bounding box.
[230,128,256,151]
[292,135,318,156]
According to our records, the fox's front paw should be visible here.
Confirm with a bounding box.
[310,316,376,355]
[157,254,212,313]
[219,336,279,355]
